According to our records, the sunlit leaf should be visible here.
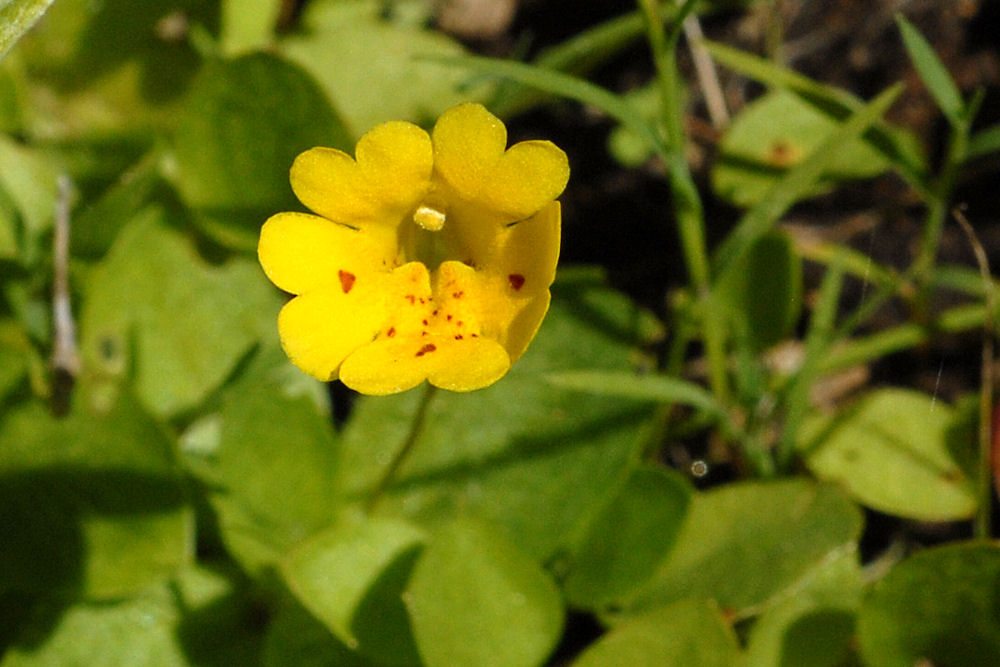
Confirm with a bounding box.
[79,206,279,417]
[1,566,260,666]
[405,518,564,667]
[572,599,739,667]
[799,388,976,521]
[621,479,862,618]
[283,516,426,666]
[280,0,487,137]
[0,0,57,61]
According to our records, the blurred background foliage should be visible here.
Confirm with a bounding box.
[2,0,1000,665]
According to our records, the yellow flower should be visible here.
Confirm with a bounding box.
[258,103,569,395]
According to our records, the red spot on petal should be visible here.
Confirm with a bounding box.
[405,295,416,305]
[471,333,479,338]
[422,319,429,326]
[452,291,464,299]
[416,343,437,357]
[455,334,463,340]
[338,270,356,293]
[446,314,453,321]
[387,327,396,337]
[508,274,525,291]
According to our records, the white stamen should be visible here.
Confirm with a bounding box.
[414,205,446,231]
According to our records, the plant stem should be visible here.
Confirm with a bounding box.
[638,0,726,401]
[953,208,994,539]
[365,384,438,514]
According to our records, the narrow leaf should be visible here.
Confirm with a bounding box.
[547,370,724,417]
[0,0,57,61]
[712,84,902,283]
[895,14,965,126]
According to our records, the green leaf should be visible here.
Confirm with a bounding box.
[280,0,486,136]
[712,90,896,208]
[712,84,903,283]
[0,0,57,61]
[0,393,190,599]
[79,206,279,417]
[858,541,1000,667]
[547,370,722,418]
[621,479,862,618]
[335,270,661,560]
[186,346,340,576]
[405,518,564,667]
[744,545,862,667]
[563,465,692,608]
[2,566,260,666]
[895,14,965,126]
[169,51,351,249]
[717,230,803,351]
[968,122,1000,160]
[572,599,739,667]
[283,516,427,666]
[220,0,280,56]
[702,40,929,195]
[263,596,378,667]
[798,388,976,521]
[0,132,58,265]
[0,319,30,401]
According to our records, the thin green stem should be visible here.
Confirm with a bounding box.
[911,120,967,317]
[638,0,724,401]
[365,384,438,514]
[953,208,994,539]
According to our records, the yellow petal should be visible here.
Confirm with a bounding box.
[481,140,569,221]
[432,103,506,202]
[258,212,397,295]
[338,335,510,395]
[495,201,561,292]
[471,202,561,360]
[277,281,388,381]
[290,147,372,224]
[355,121,433,211]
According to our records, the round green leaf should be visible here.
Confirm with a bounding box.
[0,393,190,600]
[744,545,862,667]
[170,51,351,244]
[80,207,279,417]
[572,599,739,667]
[563,465,692,608]
[405,519,564,667]
[858,542,1000,667]
[622,479,862,617]
[799,388,976,521]
[712,90,899,207]
[280,1,487,135]
[283,516,426,666]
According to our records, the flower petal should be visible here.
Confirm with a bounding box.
[481,140,569,221]
[432,103,506,202]
[471,202,561,360]
[290,147,371,223]
[339,335,510,395]
[277,281,388,381]
[258,212,397,295]
[355,121,433,212]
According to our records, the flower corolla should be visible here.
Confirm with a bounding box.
[258,103,569,395]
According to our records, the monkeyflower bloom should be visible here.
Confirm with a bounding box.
[258,103,569,395]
